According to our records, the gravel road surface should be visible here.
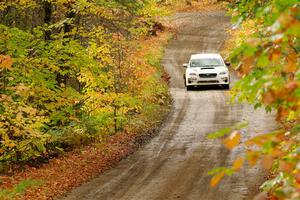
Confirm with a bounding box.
[61,11,276,200]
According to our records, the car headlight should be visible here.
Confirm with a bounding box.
[219,71,227,75]
[189,73,197,76]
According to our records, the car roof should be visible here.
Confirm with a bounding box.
[190,53,222,59]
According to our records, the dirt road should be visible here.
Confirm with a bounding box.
[61,11,276,200]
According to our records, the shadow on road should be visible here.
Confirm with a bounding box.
[187,85,230,91]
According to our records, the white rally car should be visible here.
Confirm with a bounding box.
[183,53,230,90]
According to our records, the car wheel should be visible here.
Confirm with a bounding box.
[223,84,230,90]
[186,86,192,91]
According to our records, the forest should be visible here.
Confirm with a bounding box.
[0,0,175,167]
[0,0,299,200]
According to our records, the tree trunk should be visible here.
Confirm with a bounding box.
[186,0,192,6]
[43,1,52,40]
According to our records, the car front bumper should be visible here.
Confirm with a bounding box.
[186,75,230,86]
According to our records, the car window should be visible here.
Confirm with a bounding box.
[190,58,223,67]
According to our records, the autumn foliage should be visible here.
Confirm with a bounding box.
[0,0,173,171]
[209,0,300,199]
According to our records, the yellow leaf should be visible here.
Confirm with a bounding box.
[0,94,12,102]
[0,55,13,69]
[2,139,16,148]
[277,106,289,121]
[223,131,241,150]
[210,171,225,187]
[269,49,281,62]
[262,90,276,105]
[16,112,23,121]
[295,172,300,184]
[241,56,255,74]
[279,161,294,173]
[232,157,244,171]
[271,149,284,157]
[69,116,80,122]
[246,38,260,47]
[247,150,260,167]
[261,155,274,170]
[285,81,298,92]
[284,52,297,73]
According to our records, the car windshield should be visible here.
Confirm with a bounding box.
[190,58,223,67]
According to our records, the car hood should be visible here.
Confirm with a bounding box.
[186,66,228,74]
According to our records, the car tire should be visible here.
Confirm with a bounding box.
[223,84,230,90]
[186,86,192,91]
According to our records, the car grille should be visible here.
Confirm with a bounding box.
[199,73,217,78]
[198,80,219,83]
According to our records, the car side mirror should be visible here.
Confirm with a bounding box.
[225,61,231,67]
[183,63,188,68]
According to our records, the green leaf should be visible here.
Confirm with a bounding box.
[207,122,248,139]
